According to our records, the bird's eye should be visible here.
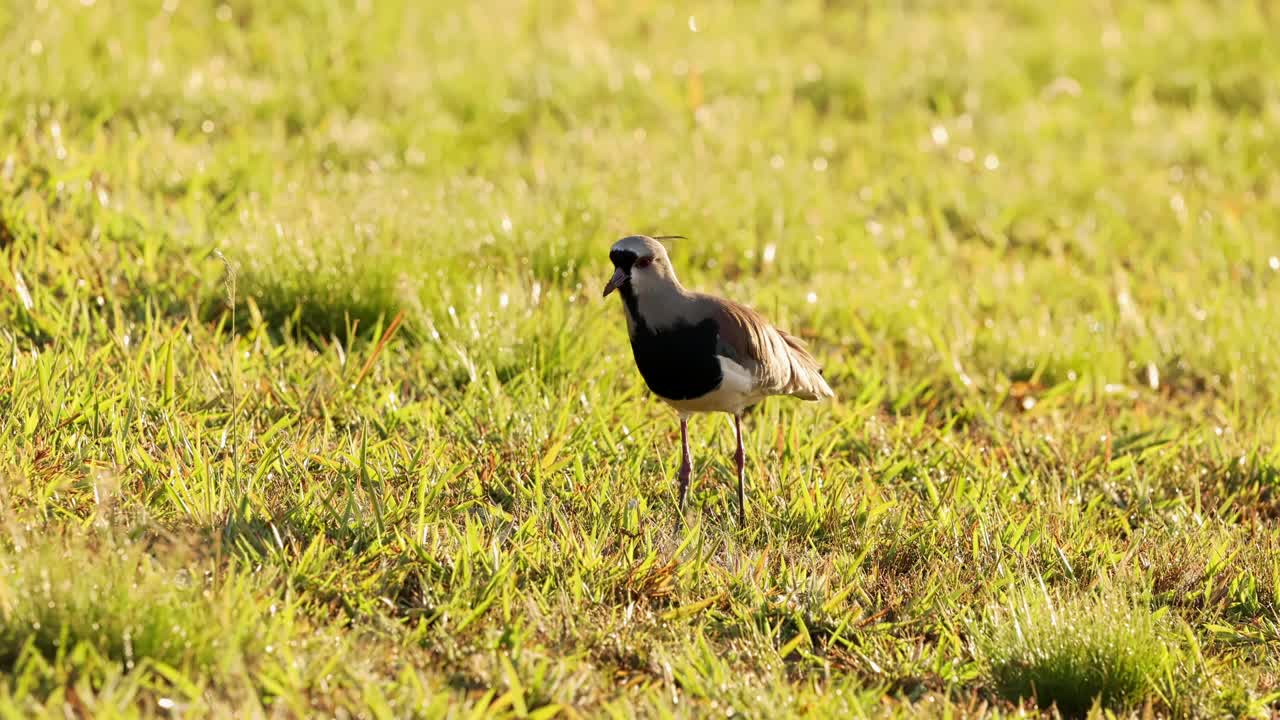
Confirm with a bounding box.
[635,256,654,269]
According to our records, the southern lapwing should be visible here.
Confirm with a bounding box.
[602,234,834,529]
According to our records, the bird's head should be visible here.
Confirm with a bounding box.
[602,235,685,298]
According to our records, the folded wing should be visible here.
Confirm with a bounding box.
[702,296,835,401]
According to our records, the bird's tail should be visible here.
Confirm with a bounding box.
[779,331,835,401]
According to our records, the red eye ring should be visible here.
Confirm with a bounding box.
[635,256,654,269]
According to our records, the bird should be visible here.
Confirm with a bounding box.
[602,234,834,529]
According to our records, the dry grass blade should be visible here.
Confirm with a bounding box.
[352,308,406,390]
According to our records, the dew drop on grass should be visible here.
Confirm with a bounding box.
[930,125,949,146]
[806,292,817,304]
[1269,256,1279,271]
[13,271,33,310]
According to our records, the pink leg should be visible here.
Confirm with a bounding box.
[676,417,692,530]
[734,413,746,527]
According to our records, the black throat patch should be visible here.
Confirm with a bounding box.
[624,311,724,402]
[609,248,724,400]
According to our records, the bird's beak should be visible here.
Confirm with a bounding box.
[602,267,628,297]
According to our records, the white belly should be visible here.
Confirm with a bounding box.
[663,356,761,415]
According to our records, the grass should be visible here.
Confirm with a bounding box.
[975,583,1182,716]
[1,0,1279,716]
[0,532,288,710]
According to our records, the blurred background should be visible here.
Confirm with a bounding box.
[5,0,1278,406]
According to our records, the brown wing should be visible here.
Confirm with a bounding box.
[703,295,834,401]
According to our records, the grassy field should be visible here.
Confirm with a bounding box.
[2,0,1279,716]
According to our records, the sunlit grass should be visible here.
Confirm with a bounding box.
[0,535,262,673]
[0,0,1278,716]
[975,583,1181,715]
